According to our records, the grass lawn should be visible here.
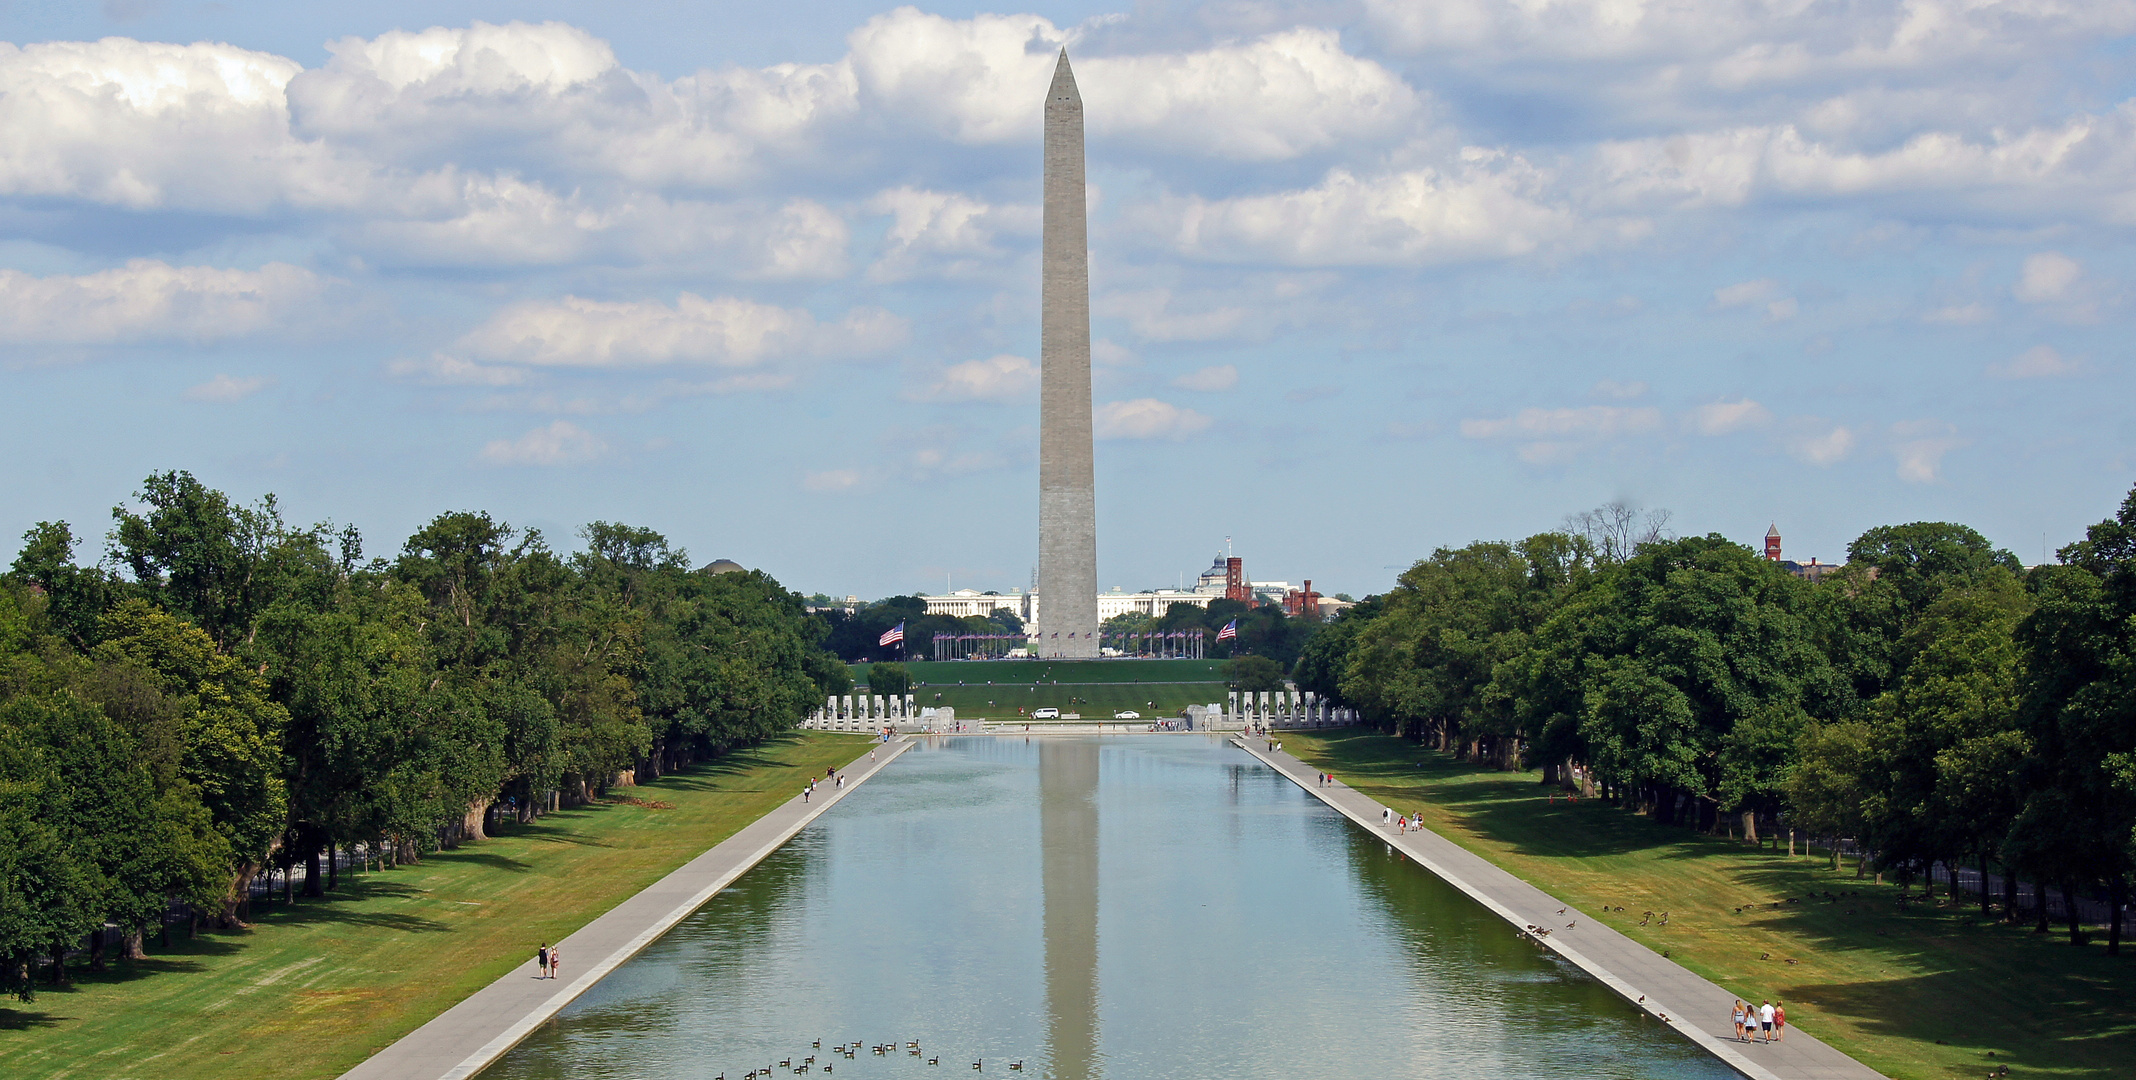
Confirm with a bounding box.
[1277,729,2136,1080]
[1,731,871,1080]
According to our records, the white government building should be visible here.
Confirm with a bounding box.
[920,553,1294,627]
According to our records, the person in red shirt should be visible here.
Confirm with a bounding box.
[1774,1001,1787,1041]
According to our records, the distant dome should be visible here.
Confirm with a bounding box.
[703,559,746,575]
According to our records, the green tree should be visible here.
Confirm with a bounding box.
[868,662,912,699]
[1517,535,1841,833]
[1787,719,1875,869]
[8,522,123,648]
[1342,534,1590,765]
[0,704,96,999]
[2009,485,2136,951]
[1291,594,1384,706]
[92,600,287,918]
[1856,570,2031,895]
[1224,655,1286,693]
[1848,522,2022,616]
[109,471,322,648]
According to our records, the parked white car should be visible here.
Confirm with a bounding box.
[1114,710,1141,719]
[1032,707,1061,719]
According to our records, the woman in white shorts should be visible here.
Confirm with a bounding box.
[1731,1000,1747,1042]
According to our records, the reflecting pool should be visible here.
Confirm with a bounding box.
[483,736,1734,1080]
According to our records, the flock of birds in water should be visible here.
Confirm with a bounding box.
[716,1040,1025,1078]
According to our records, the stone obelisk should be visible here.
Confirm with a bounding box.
[1038,50,1099,659]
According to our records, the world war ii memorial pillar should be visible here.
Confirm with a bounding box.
[1038,50,1100,659]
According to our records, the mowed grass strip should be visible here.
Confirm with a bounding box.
[1279,729,2136,1080]
[2,731,871,1080]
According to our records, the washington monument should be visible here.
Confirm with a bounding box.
[1038,50,1099,658]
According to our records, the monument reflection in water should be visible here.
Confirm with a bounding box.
[1040,741,1098,1080]
[481,738,1735,1080]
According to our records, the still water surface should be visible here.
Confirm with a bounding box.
[484,736,1733,1080]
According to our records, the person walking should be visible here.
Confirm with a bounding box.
[803,784,811,803]
[1731,1000,1746,1042]
[1773,1001,1787,1041]
[549,944,561,981]
[1758,1000,1775,1043]
[537,943,550,980]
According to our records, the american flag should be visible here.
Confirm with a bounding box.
[1217,619,1238,641]
[879,622,905,647]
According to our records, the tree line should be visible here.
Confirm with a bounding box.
[1,471,848,998]
[822,592,1320,669]
[1298,490,2136,954]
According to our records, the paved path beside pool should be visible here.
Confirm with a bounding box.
[340,736,915,1080]
[1233,737,1884,1080]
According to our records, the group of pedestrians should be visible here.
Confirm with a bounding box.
[1315,771,1334,787]
[1379,807,1416,833]
[804,766,848,803]
[533,943,561,980]
[1732,999,1785,1043]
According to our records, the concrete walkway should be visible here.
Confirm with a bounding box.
[1233,737,1884,1080]
[340,736,916,1080]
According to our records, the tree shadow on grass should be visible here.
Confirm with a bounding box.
[487,815,617,849]
[1786,968,2136,1079]
[253,900,450,934]
[1301,730,2136,1077]
[1309,731,1782,862]
[233,880,450,934]
[0,1007,63,1030]
[428,850,534,874]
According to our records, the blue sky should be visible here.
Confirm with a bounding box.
[3,0,2132,598]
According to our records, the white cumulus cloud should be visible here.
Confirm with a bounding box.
[183,374,274,402]
[1712,278,1777,308]
[803,468,861,491]
[1460,404,1664,465]
[1688,398,1773,435]
[865,186,1030,281]
[1989,344,2082,379]
[479,419,610,465]
[1095,398,1211,440]
[1891,419,1963,483]
[2014,252,2081,303]
[1460,404,1663,440]
[1172,364,1239,392]
[0,38,365,213]
[848,13,1415,159]
[0,260,324,344]
[459,293,905,369]
[920,355,1039,402]
[1784,420,1856,466]
[1153,156,1575,267]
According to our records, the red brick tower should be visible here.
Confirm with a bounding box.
[1765,524,1782,562]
